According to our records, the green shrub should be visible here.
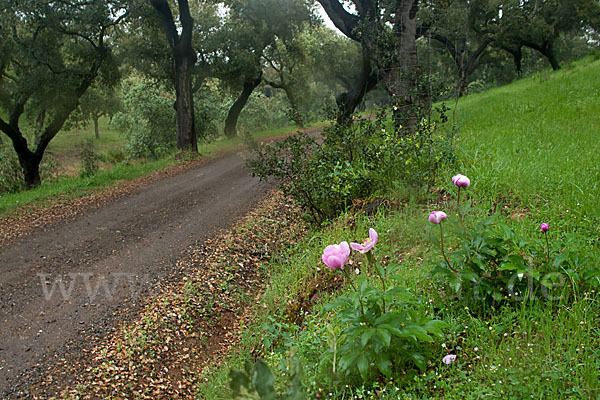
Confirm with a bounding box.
[429,215,600,305]
[428,179,600,306]
[0,147,25,194]
[110,77,176,160]
[324,252,447,382]
[247,108,454,222]
[238,91,290,134]
[195,80,228,141]
[230,359,306,400]
[0,146,61,194]
[79,139,100,177]
[102,149,126,165]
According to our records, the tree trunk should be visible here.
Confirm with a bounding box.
[336,46,378,124]
[286,91,304,128]
[224,72,262,138]
[379,0,420,134]
[457,66,468,98]
[174,51,197,151]
[544,45,560,71]
[94,115,100,139]
[19,152,42,189]
[0,117,42,188]
[0,48,106,189]
[263,70,304,127]
[456,37,493,97]
[150,0,198,152]
[515,51,523,74]
[502,45,523,75]
[522,39,560,71]
[34,108,46,145]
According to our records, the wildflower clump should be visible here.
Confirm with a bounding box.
[322,228,447,380]
[428,173,600,304]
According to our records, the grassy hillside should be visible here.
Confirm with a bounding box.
[196,58,600,399]
[451,57,600,225]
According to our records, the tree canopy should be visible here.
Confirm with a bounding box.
[0,0,127,187]
[1,0,598,188]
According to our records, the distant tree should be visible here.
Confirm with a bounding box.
[499,42,525,74]
[215,0,312,136]
[262,32,313,127]
[212,2,266,138]
[301,26,373,122]
[74,85,122,139]
[495,0,600,71]
[116,3,174,84]
[423,0,495,97]
[0,0,126,188]
[333,45,378,122]
[223,71,263,137]
[119,1,220,143]
[111,75,177,159]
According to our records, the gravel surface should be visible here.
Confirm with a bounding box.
[0,150,273,398]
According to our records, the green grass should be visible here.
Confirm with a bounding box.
[197,58,600,399]
[0,157,174,214]
[449,57,600,224]
[48,119,124,155]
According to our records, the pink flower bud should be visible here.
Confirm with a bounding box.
[452,174,471,188]
[429,211,447,224]
[540,223,549,232]
[322,241,351,269]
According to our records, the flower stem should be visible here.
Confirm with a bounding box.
[457,187,466,232]
[440,224,458,273]
[366,251,375,276]
[544,231,550,265]
[343,267,358,292]
[368,252,387,312]
[343,268,365,316]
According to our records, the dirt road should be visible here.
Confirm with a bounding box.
[0,151,271,397]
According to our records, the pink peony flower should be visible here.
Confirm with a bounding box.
[452,174,471,187]
[540,223,549,232]
[442,354,457,365]
[322,241,351,269]
[428,211,447,224]
[350,228,378,254]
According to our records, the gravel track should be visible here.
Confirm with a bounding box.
[0,151,271,397]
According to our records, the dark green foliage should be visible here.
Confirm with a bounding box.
[238,92,290,133]
[101,149,127,165]
[0,0,125,187]
[111,77,176,160]
[325,273,447,380]
[68,85,123,137]
[194,81,229,141]
[0,147,26,194]
[230,359,306,400]
[246,110,454,222]
[0,147,60,194]
[79,140,100,178]
[429,215,600,305]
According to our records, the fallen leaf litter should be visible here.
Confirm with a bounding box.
[29,190,307,399]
